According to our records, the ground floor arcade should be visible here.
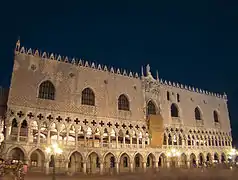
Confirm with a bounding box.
[4,145,235,175]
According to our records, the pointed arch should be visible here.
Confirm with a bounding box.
[38,80,55,100]
[29,148,45,171]
[195,107,202,120]
[11,118,18,128]
[147,100,157,115]
[81,87,95,106]
[6,145,27,161]
[146,153,156,168]
[171,103,179,117]
[86,151,100,160]
[21,120,28,128]
[68,151,84,173]
[118,94,130,111]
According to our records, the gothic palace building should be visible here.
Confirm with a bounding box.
[0,40,233,174]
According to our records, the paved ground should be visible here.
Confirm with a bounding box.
[23,168,238,180]
[3,168,238,180]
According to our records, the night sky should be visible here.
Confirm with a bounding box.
[0,1,237,144]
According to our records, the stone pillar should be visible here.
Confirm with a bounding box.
[17,126,20,142]
[37,129,41,144]
[137,138,139,148]
[92,134,95,147]
[5,125,10,140]
[187,161,190,168]
[116,135,118,148]
[130,136,132,147]
[167,161,170,168]
[100,163,104,175]
[27,126,32,143]
[100,135,103,147]
[123,136,125,148]
[155,161,159,171]
[66,132,69,145]
[83,162,87,174]
[75,132,78,147]
[47,131,50,144]
[130,162,134,172]
[177,160,181,168]
[115,161,119,174]
[143,162,147,172]
[142,138,145,148]
[108,135,111,148]
[45,160,49,174]
[84,134,87,147]
[65,160,69,173]
[195,160,199,167]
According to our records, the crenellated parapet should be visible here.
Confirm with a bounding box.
[14,40,140,79]
[159,78,227,100]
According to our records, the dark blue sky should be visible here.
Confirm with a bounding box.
[0,1,237,143]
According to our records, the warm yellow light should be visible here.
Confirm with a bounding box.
[45,143,63,155]
[175,151,181,157]
[167,148,180,157]
[52,142,58,150]
[229,148,237,156]
[45,147,51,154]
[167,152,172,157]
[55,147,63,154]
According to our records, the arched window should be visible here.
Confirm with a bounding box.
[213,111,219,123]
[177,94,180,102]
[167,91,170,101]
[118,94,129,111]
[81,88,95,106]
[21,120,28,128]
[12,118,18,128]
[38,80,55,100]
[171,103,179,117]
[147,100,156,115]
[195,107,202,120]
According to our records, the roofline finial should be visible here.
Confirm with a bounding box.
[15,36,21,52]
[141,66,144,77]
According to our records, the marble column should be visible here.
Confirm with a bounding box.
[5,125,11,140]
[83,162,87,174]
[27,126,32,143]
[155,161,159,171]
[45,160,49,174]
[37,129,41,145]
[47,131,50,144]
[115,162,119,174]
[143,162,147,172]
[187,161,190,168]
[130,162,134,172]
[100,163,104,175]
[123,136,125,148]
[17,126,20,142]
[65,160,69,173]
[116,135,118,148]
[167,161,170,168]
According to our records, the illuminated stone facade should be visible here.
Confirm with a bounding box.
[0,40,233,174]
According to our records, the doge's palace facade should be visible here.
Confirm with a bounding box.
[0,40,233,174]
